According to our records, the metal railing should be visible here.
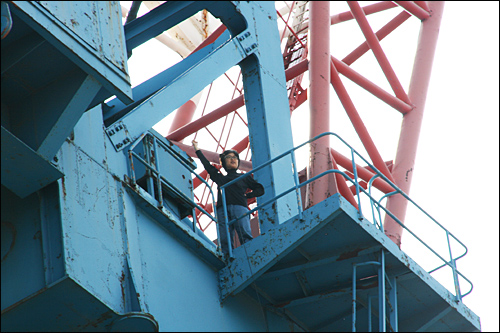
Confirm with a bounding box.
[126,132,222,246]
[220,132,473,300]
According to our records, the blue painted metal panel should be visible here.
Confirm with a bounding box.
[1,126,63,198]
[100,29,231,123]
[1,187,47,309]
[1,2,482,332]
[1,276,158,332]
[10,1,132,104]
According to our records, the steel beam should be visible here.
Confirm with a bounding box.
[331,56,413,114]
[106,32,252,151]
[384,1,445,246]
[330,2,398,25]
[124,1,207,53]
[329,60,396,184]
[101,29,232,123]
[394,1,430,21]
[342,11,412,66]
[37,74,101,160]
[348,1,411,104]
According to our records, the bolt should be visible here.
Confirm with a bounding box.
[238,36,244,41]
[108,130,115,136]
[246,48,251,53]
[244,32,250,38]
[251,43,257,49]
[116,143,123,148]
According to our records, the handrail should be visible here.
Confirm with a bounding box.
[219,132,473,300]
[126,132,222,253]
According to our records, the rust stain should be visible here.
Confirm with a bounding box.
[336,247,363,261]
[77,310,114,329]
[61,176,67,198]
[119,270,126,309]
[1,222,17,262]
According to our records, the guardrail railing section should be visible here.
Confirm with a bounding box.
[126,131,222,251]
[219,132,472,301]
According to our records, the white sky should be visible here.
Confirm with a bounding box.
[123,1,499,331]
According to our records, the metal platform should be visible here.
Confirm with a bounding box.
[220,193,481,332]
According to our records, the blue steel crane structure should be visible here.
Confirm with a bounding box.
[1,1,481,332]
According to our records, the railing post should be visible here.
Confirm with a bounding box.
[352,264,357,332]
[389,276,398,332]
[152,136,163,209]
[290,151,304,220]
[378,249,386,332]
[447,231,462,301]
[351,149,362,220]
[221,188,232,258]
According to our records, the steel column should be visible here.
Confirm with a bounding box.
[384,1,445,246]
[378,250,386,332]
[307,1,335,207]
[389,276,398,332]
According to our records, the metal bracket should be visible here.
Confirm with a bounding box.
[106,121,132,151]
[234,30,258,57]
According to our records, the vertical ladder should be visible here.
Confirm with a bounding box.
[352,249,398,332]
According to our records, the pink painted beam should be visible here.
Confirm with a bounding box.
[330,151,359,209]
[167,95,245,142]
[348,1,411,104]
[394,1,430,20]
[332,56,412,114]
[330,2,398,25]
[384,1,445,247]
[414,1,430,12]
[168,98,198,136]
[285,59,309,81]
[330,148,395,194]
[190,24,227,55]
[330,59,396,184]
[342,10,411,65]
